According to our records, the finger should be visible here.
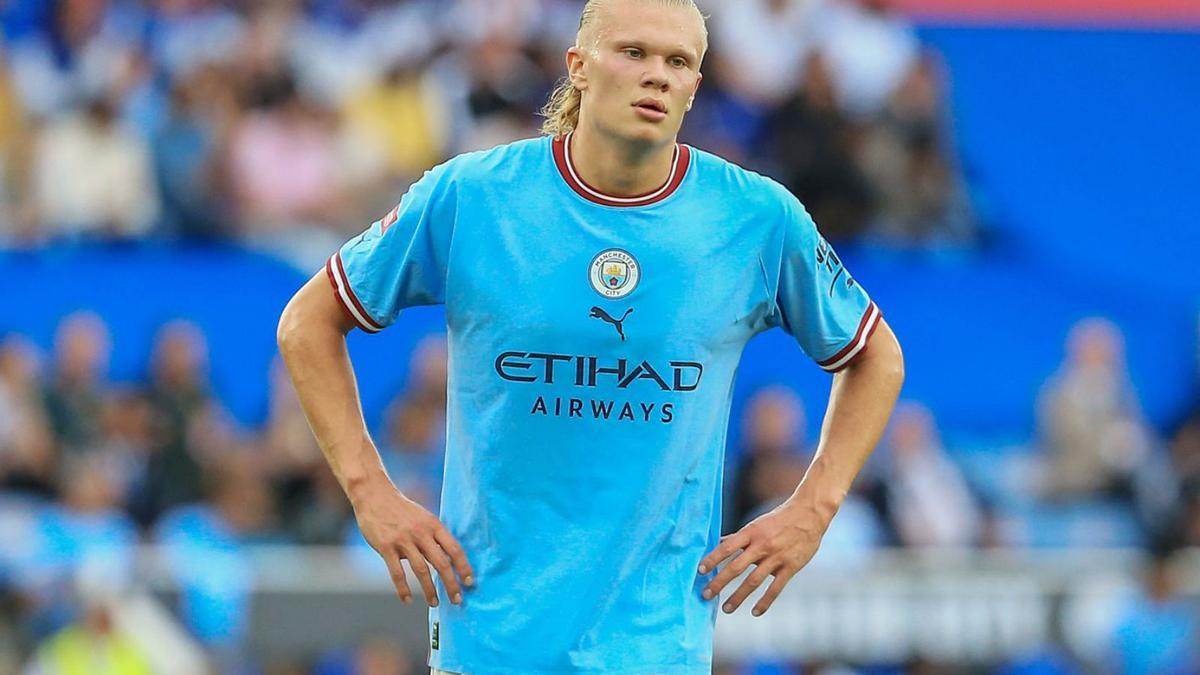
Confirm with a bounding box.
[419,537,463,606]
[433,527,475,588]
[721,562,775,614]
[751,569,795,617]
[383,555,413,605]
[400,544,439,607]
[698,531,751,574]
[702,545,761,600]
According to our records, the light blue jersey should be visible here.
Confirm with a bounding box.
[326,133,880,674]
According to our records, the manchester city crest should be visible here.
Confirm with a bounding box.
[589,249,640,299]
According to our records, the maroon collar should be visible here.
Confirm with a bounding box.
[552,132,691,207]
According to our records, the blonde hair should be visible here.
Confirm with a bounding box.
[539,0,707,137]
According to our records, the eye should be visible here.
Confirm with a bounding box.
[669,56,688,68]
[623,48,643,59]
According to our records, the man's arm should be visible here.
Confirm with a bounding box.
[698,317,904,616]
[277,272,474,607]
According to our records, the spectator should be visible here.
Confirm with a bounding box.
[446,0,541,46]
[287,463,353,546]
[20,454,137,643]
[339,60,451,221]
[263,356,321,466]
[43,313,110,455]
[707,0,825,107]
[726,386,808,532]
[0,49,33,244]
[29,97,159,240]
[770,53,872,241]
[154,455,275,669]
[265,359,351,544]
[89,391,153,515]
[1037,318,1152,501]
[152,65,237,239]
[0,337,56,499]
[1172,405,1200,547]
[141,0,246,81]
[451,34,549,152]
[226,70,347,268]
[20,574,152,675]
[816,0,919,120]
[805,491,887,569]
[856,51,976,245]
[379,336,448,512]
[2,0,122,119]
[139,321,225,524]
[729,389,886,566]
[1180,497,1200,548]
[406,334,449,409]
[1169,405,1200,514]
[883,401,981,548]
[379,394,444,513]
[43,455,138,581]
[297,0,441,105]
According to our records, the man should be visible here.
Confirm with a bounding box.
[277,1,904,673]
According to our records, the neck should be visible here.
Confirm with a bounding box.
[569,122,677,197]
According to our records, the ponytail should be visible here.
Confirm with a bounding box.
[540,76,583,137]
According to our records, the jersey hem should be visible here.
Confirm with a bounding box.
[325,252,385,333]
[817,301,881,372]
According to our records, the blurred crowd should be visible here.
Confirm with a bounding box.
[2,308,1198,672]
[0,312,449,673]
[0,0,976,271]
[727,317,1200,555]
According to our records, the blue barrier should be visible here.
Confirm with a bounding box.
[920,26,1200,306]
[1,241,1193,452]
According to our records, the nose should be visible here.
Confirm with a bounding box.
[641,58,670,92]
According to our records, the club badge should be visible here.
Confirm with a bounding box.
[589,249,640,299]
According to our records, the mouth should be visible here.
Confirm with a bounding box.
[632,99,668,121]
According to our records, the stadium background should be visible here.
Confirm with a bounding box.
[0,0,1197,673]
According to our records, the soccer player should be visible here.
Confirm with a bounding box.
[276,0,905,672]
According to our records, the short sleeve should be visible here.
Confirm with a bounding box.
[765,189,881,372]
[325,162,457,333]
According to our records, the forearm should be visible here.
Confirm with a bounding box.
[277,275,390,504]
[788,319,905,523]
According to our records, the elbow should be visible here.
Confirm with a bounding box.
[277,298,304,358]
[889,343,905,392]
[884,326,905,391]
[277,277,350,361]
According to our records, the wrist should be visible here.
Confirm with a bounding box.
[344,466,396,508]
[785,458,848,527]
[783,487,843,528]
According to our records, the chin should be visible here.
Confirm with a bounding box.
[592,117,675,147]
[623,121,675,146]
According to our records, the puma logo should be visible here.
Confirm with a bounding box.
[589,306,633,341]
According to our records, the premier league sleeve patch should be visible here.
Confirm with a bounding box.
[589,249,641,299]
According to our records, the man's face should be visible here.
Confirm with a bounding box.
[569,0,705,146]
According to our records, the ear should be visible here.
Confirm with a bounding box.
[686,73,703,111]
[566,46,589,92]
